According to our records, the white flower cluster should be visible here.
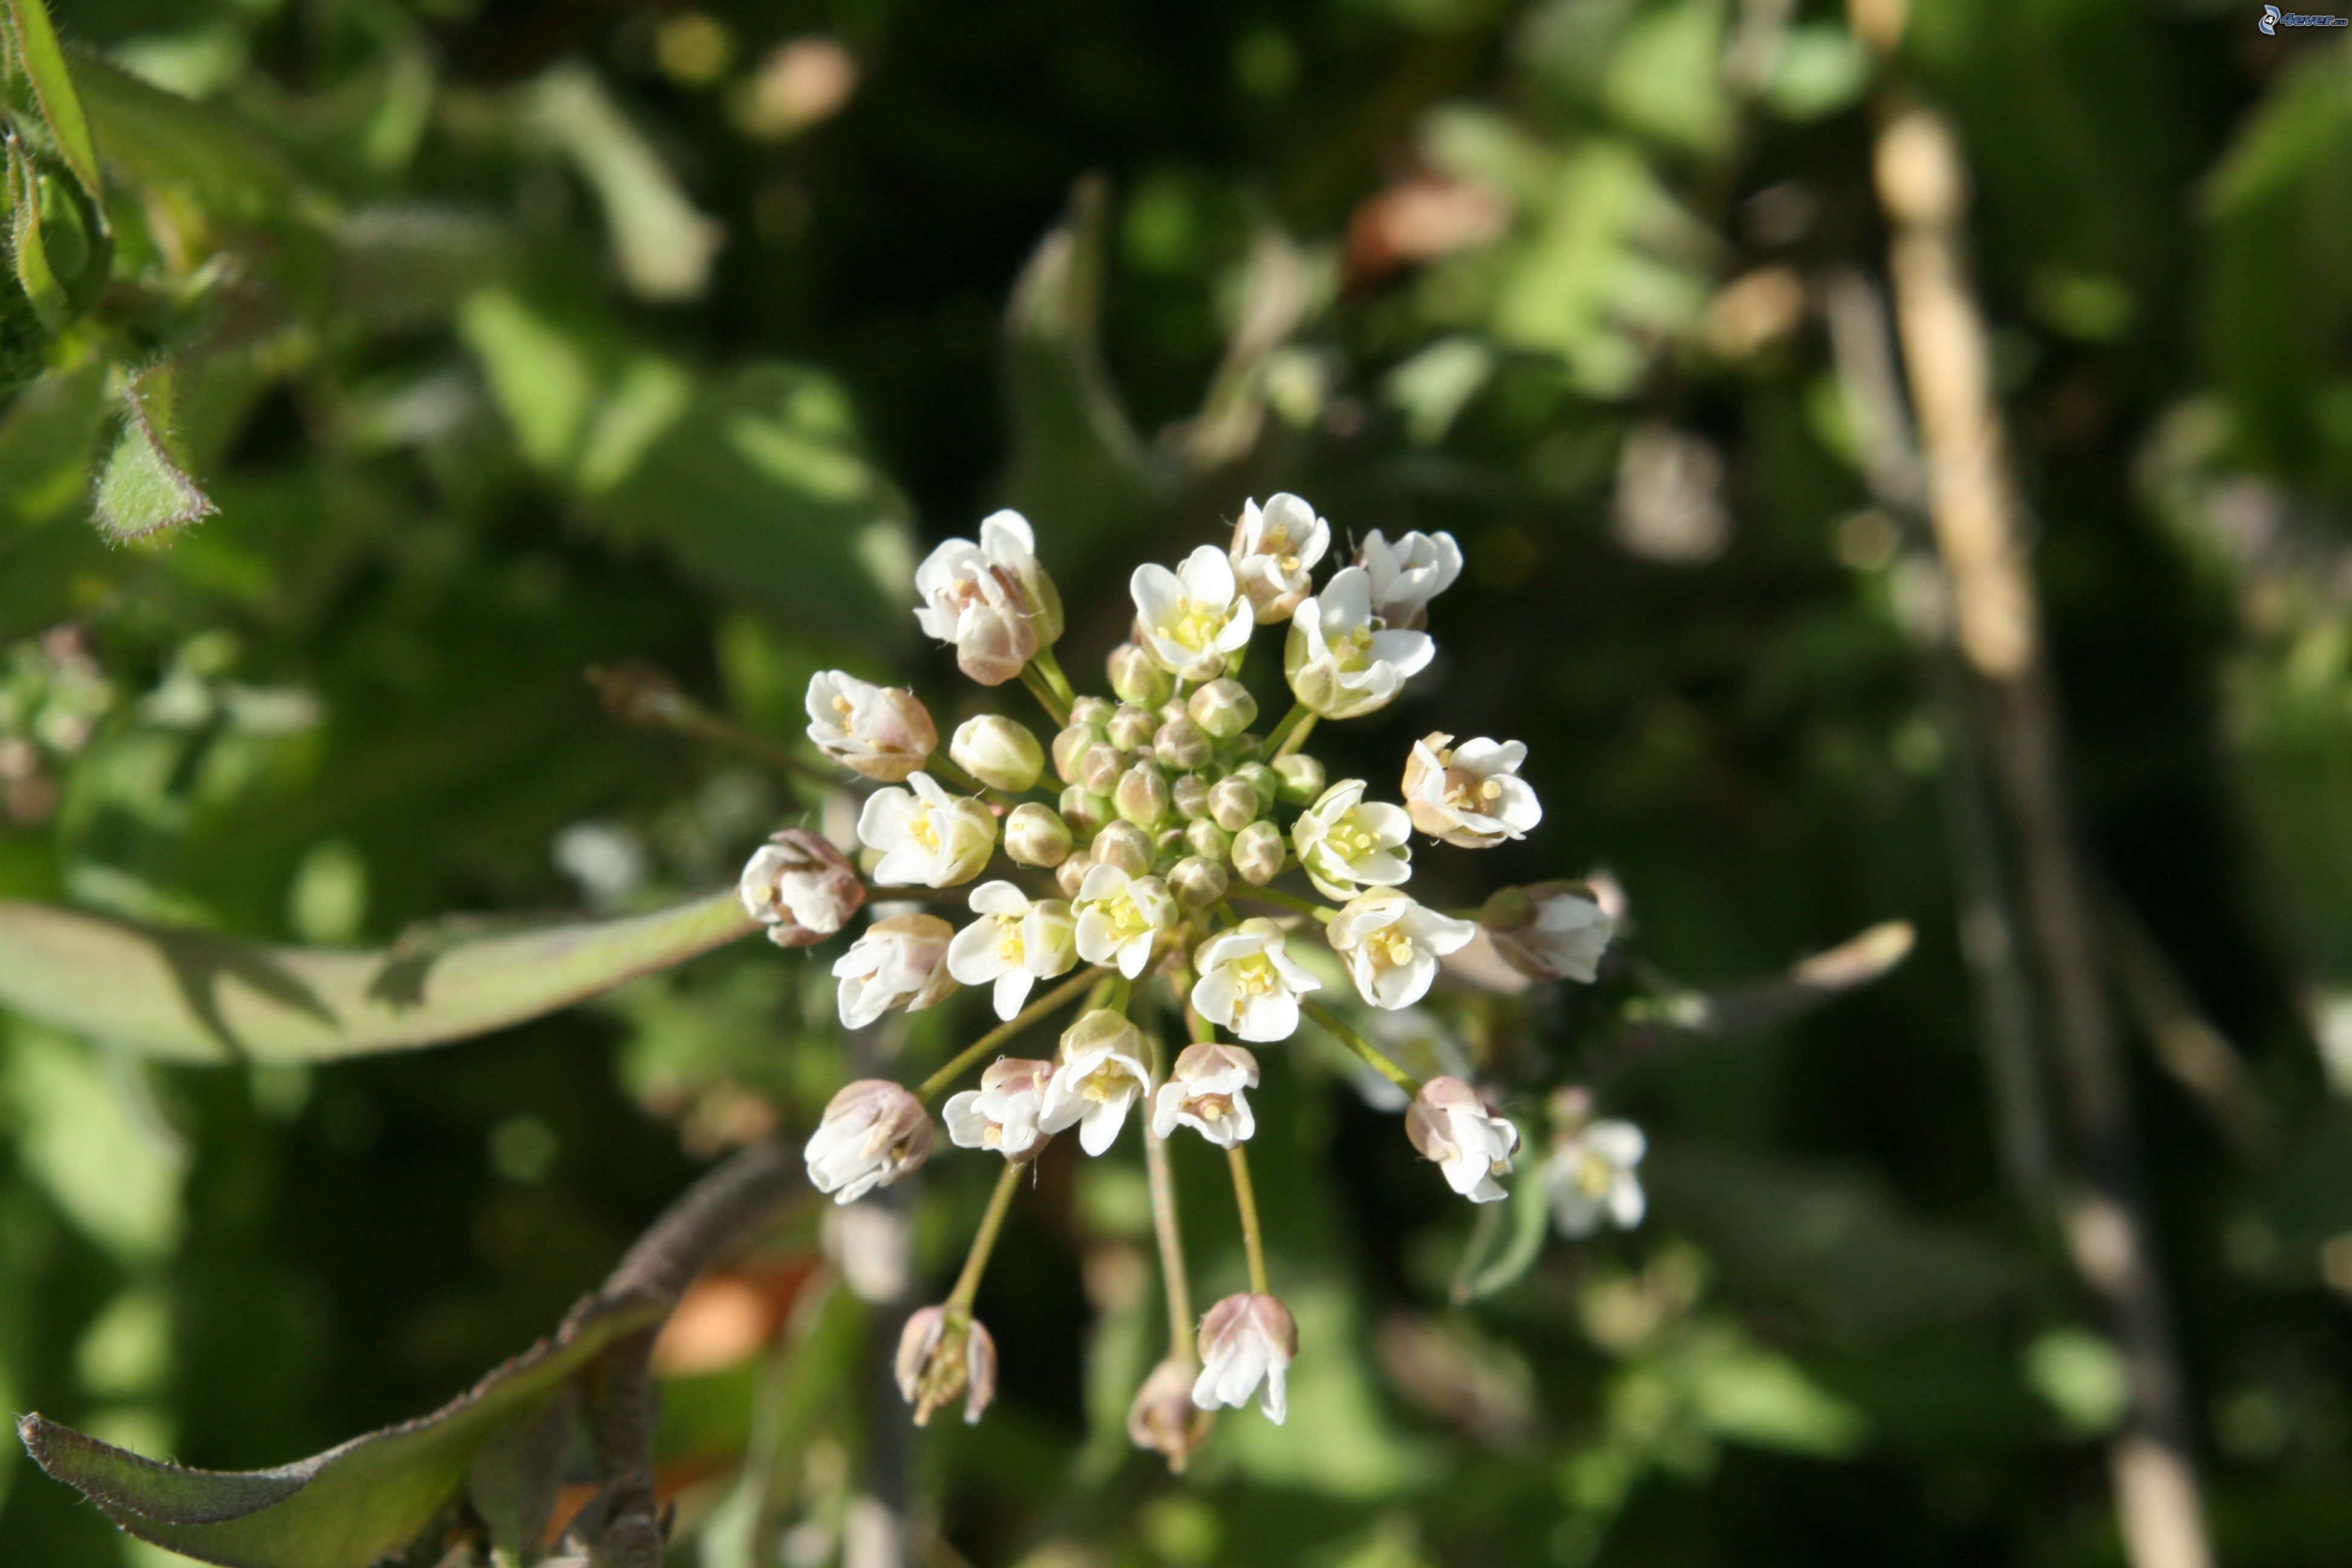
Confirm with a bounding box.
[749,495,1642,1450]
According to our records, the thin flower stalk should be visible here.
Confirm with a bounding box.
[916,967,1106,1101]
[1226,1143,1271,1297]
[947,1159,1025,1315]
[1301,997,1423,1095]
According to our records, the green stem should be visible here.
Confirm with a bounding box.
[1031,645,1079,711]
[945,1160,1025,1314]
[1019,665,1071,727]
[1302,997,1423,1096]
[916,967,1103,1102]
[926,756,1020,809]
[1262,702,1313,757]
[1242,886,1336,924]
[1271,710,1318,760]
[1141,1033,1197,1360]
[1227,1145,1270,1296]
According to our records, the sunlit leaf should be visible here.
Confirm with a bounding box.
[528,61,723,303]
[0,887,757,1064]
[19,1293,659,1568]
[3,0,100,201]
[91,365,215,541]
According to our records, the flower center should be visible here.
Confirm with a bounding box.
[1191,1093,1233,1122]
[1327,816,1379,858]
[832,694,854,719]
[1100,894,1150,942]
[1575,1152,1614,1197]
[995,921,1025,963]
[1334,622,1377,672]
[1377,932,1416,969]
[1081,1063,1130,1102]
[909,808,940,849]
[1169,597,1226,652]
[1232,952,1281,996]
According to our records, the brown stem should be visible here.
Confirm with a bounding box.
[1870,96,2212,1568]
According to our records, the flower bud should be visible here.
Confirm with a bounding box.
[1193,1292,1296,1422]
[1480,881,1614,983]
[950,714,1045,793]
[1230,761,1279,814]
[1128,1357,1212,1472]
[1406,1076,1518,1203]
[1155,825,1189,861]
[1222,731,1266,765]
[805,1079,933,1203]
[1114,760,1171,828]
[1272,752,1325,805]
[1185,816,1232,862]
[1053,722,1097,784]
[1172,771,1212,822]
[1069,694,1116,730]
[1152,714,1212,771]
[806,671,938,782]
[739,829,864,947]
[1003,802,1075,867]
[1207,775,1260,833]
[1230,819,1285,884]
[1091,820,1153,878]
[1055,852,1094,900]
[1079,740,1124,797]
[1107,704,1158,752]
[1109,641,1175,708]
[896,1305,998,1426]
[1187,678,1258,740]
[1159,697,1192,727]
[1059,784,1113,837]
[1169,855,1229,908]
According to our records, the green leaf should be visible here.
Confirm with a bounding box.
[3,0,100,202]
[1000,178,1171,566]
[0,887,758,1064]
[19,1293,660,1568]
[5,133,62,328]
[528,62,722,303]
[92,365,217,541]
[67,51,307,230]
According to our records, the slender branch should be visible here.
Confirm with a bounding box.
[590,662,841,789]
[1141,1031,1198,1360]
[1236,886,1335,924]
[1030,645,1079,711]
[926,756,1022,811]
[946,1161,1025,1314]
[1302,997,1422,1094]
[915,967,1104,1102]
[1272,711,1318,760]
[1019,665,1071,728]
[1226,1145,1270,1296]
[1261,702,1313,757]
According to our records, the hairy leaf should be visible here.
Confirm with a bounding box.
[0,887,757,1064]
[19,1294,659,1568]
[3,0,99,201]
[91,365,215,541]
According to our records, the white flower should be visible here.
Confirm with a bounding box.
[1284,566,1435,719]
[1402,733,1543,848]
[1547,1119,1647,1237]
[1039,1009,1152,1155]
[1326,890,1476,1010]
[942,1057,1054,1162]
[1290,779,1413,900]
[1131,545,1255,680]
[1481,881,1613,982]
[857,771,998,887]
[1192,1293,1296,1423]
[1149,1042,1260,1148]
[804,1079,933,1203]
[1190,918,1321,1044]
[1228,492,1331,623]
[1073,862,1177,979]
[1404,1076,1520,1203]
[946,881,1077,1020]
[804,670,936,782]
[831,913,955,1028]
[1357,528,1462,629]
[737,828,864,947]
[913,510,1062,685]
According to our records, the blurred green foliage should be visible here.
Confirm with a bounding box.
[2,1,2351,1566]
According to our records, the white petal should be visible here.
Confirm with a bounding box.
[969,880,1030,918]
[992,969,1032,1021]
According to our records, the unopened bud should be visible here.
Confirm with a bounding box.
[1052,722,1096,783]
[1184,817,1233,864]
[1060,785,1113,837]
[1222,732,1266,764]
[1004,802,1075,867]
[1172,771,1212,821]
[739,828,865,947]
[1154,715,1211,771]
[1272,752,1325,805]
[1155,825,1189,861]
[1108,642,1174,707]
[1092,820,1154,877]
[950,715,1045,793]
[1115,760,1171,828]
[895,1306,998,1426]
[1207,776,1260,833]
[1231,820,1285,884]
[1480,881,1614,983]
[805,1080,933,1203]
[1069,695,1116,730]
[1055,852,1094,900]
[1128,1357,1212,1472]
[1169,855,1229,907]
[1107,704,1158,752]
[1187,678,1258,740]
[1079,740,1123,797]
[1230,762,1279,814]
